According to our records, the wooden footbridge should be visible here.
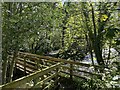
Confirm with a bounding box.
[1,52,101,90]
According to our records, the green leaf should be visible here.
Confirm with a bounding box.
[115,40,120,45]
[106,27,120,39]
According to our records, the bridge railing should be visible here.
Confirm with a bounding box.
[8,53,57,75]
[18,52,102,80]
[1,63,61,90]
[1,52,102,89]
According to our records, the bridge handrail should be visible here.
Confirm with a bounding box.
[18,51,100,68]
[1,63,61,89]
[18,52,102,79]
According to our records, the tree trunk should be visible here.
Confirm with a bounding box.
[61,26,66,47]
[91,3,104,67]
[2,3,12,84]
[8,52,17,82]
[2,52,8,84]
[0,2,2,85]
[61,3,69,47]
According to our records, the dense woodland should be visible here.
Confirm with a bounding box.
[2,2,120,89]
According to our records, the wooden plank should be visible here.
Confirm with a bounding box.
[16,64,35,73]
[16,59,48,70]
[44,59,56,64]
[43,82,53,90]
[39,64,48,68]
[16,61,48,73]
[18,55,39,62]
[16,60,37,70]
[16,67,30,74]
[61,65,101,76]
[42,79,54,90]
[32,73,57,88]
[17,57,36,65]
[60,71,90,80]
[17,57,54,67]
[2,63,61,89]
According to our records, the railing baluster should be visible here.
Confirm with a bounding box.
[70,64,73,80]
[55,66,59,85]
[24,57,26,75]
[33,59,40,86]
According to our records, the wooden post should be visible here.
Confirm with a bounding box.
[24,57,26,75]
[37,59,40,70]
[33,59,40,86]
[70,64,73,80]
[55,67,59,84]
[41,59,45,89]
[41,75,45,89]
[14,57,17,76]
[53,64,59,89]
[56,63,61,84]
